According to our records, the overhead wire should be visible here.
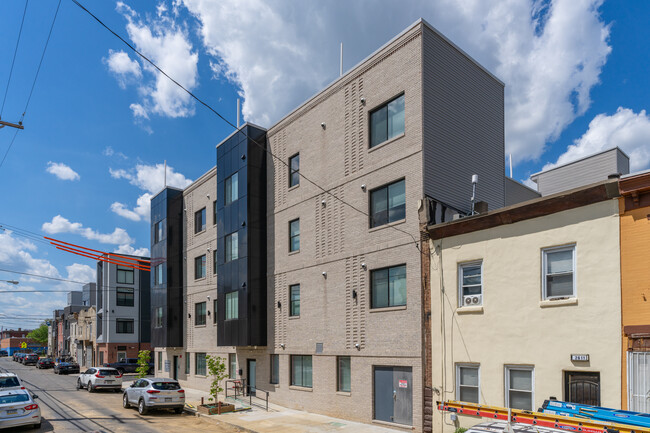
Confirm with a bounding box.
[70,0,421,253]
[1,0,29,118]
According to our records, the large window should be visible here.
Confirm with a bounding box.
[456,364,479,403]
[117,266,134,284]
[505,366,534,410]
[371,264,407,309]
[195,255,206,280]
[116,287,134,307]
[271,354,279,384]
[213,249,217,274]
[338,356,351,392]
[196,353,207,376]
[542,245,575,299]
[225,232,238,262]
[370,94,405,148]
[154,263,163,285]
[289,284,300,317]
[116,319,134,334]
[213,299,217,324]
[154,220,164,244]
[370,179,405,228]
[154,307,163,328]
[195,207,206,233]
[229,353,237,379]
[459,262,482,307]
[225,173,238,205]
[195,302,206,326]
[291,355,312,388]
[289,219,300,252]
[158,351,162,371]
[289,153,300,187]
[185,352,190,374]
[225,292,238,320]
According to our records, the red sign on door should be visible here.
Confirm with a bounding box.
[399,380,408,388]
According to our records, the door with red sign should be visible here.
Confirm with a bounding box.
[373,366,412,426]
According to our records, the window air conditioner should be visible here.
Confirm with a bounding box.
[463,294,482,306]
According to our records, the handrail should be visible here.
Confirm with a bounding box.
[246,385,269,412]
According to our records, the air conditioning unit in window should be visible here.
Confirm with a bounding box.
[463,295,482,306]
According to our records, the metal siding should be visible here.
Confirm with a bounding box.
[421,25,505,213]
[505,177,541,206]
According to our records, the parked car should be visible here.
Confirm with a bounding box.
[76,367,123,393]
[0,373,25,392]
[13,353,25,363]
[123,378,185,415]
[104,358,154,375]
[22,354,39,366]
[0,351,7,357]
[0,389,41,430]
[36,358,54,369]
[53,361,80,375]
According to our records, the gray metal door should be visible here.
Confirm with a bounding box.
[374,366,413,425]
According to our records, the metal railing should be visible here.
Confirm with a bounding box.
[224,379,269,411]
[246,385,269,412]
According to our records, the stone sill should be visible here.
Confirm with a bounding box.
[457,306,484,315]
[540,298,578,308]
[289,385,313,392]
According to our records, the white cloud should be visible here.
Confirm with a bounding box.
[109,163,192,194]
[103,146,128,159]
[65,263,96,284]
[112,1,199,120]
[46,162,80,181]
[110,192,153,222]
[41,215,134,245]
[104,49,142,89]
[543,107,650,173]
[0,230,59,280]
[115,244,150,257]
[180,0,610,163]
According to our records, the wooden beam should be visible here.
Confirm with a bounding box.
[0,120,24,130]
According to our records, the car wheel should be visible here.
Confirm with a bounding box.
[87,382,93,393]
[123,393,130,408]
[174,407,184,414]
[33,421,41,429]
[138,399,148,415]
[76,379,82,390]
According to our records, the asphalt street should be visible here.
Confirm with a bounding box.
[0,357,237,432]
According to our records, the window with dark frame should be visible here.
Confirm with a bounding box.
[154,220,164,244]
[370,179,405,228]
[185,353,190,374]
[154,264,163,285]
[229,353,236,379]
[337,356,351,392]
[195,255,206,279]
[225,232,238,262]
[116,319,134,334]
[370,264,407,308]
[196,353,207,376]
[158,351,162,371]
[225,292,238,320]
[291,355,312,388]
[225,173,238,205]
[370,93,405,148]
[213,200,217,225]
[213,249,217,274]
[289,284,300,317]
[195,208,206,233]
[195,302,206,326]
[154,307,163,328]
[289,219,300,252]
[116,287,134,307]
[213,299,217,324]
[117,266,134,284]
[289,153,300,187]
[271,354,279,384]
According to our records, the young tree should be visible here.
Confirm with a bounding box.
[136,350,151,378]
[27,323,48,346]
[206,355,228,404]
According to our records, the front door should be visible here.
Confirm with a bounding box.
[374,366,413,426]
[173,356,178,380]
[247,359,256,396]
[629,352,650,412]
[565,371,600,406]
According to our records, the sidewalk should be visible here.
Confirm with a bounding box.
[124,380,407,433]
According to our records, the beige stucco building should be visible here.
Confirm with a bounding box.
[75,307,96,368]
[425,180,622,432]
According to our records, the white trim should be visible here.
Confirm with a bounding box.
[541,244,576,301]
[505,365,534,410]
[458,260,483,307]
[456,363,480,404]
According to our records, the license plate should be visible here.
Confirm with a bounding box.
[106,380,113,383]
[7,409,17,415]
[165,398,172,402]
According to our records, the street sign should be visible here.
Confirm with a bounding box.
[20,342,27,349]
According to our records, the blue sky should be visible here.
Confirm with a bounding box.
[0,0,649,328]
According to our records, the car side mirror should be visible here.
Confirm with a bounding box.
[130,383,136,388]
[32,395,39,400]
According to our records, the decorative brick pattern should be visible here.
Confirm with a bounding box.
[345,254,366,349]
[344,78,365,176]
[315,186,345,259]
[272,129,288,208]
[274,272,287,349]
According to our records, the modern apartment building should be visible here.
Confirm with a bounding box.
[95,254,151,364]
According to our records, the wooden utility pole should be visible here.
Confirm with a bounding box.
[0,119,24,130]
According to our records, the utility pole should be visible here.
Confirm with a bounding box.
[0,119,24,130]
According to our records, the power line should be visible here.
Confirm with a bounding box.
[70,0,421,253]
[1,0,29,118]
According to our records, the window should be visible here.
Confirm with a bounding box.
[459,262,482,306]
[213,299,217,324]
[542,245,575,299]
[116,319,134,334]
[185,353,190,374]
[338,356,351,392]
[505,366,534,410]
[117,266,134,284]
[370,93,405,148]
[289,284,300,317]
[196,353,206,376]
[456,364,479,403]
[371,264,406,309]
[225,292,238,320]
[370,179,405,228]
[195,255,206,280]
[213,249,217,274]
[195,302,206,326]
[213,200,217,225]
[154,307,163,328]
[154,264,163,285]
[195,208,206,234]
[225,173,239,205]
[289,153,300,187]
[289,219,300,252]
[158,352,162,371]
[229,353,237,379]
[271,354,279,384]
[154,220,164,244]
[225,232,239,262]
[291,355,312,388]
[116,287,134,307]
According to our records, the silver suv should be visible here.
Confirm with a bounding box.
[76,367,123,392]
[122,378,185,415]
[0,373,25,392]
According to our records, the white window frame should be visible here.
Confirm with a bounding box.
[458,261,483,307]
[505,365,534,410]
[542,245,576,300]
[456,363,480,403]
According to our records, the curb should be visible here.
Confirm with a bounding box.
[183,404,257,433]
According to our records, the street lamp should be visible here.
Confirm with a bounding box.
[0,280,19,285]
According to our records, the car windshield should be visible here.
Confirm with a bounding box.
[99,370,118,376]
[0,394,29,404]
[152,382,181,390]
[0,377,20,388]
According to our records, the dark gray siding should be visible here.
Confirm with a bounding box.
[505,177,541,206]
[421,25,505,212]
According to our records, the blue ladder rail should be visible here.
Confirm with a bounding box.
[542,400,650,428]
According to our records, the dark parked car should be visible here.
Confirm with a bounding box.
[0,351,7,357]
[36,358,54,369]
[54,362,80,375]
[104,358,153,375]
[13,353,25,363]
[22,354,39,366]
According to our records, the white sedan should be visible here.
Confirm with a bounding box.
[0,389,41,430]
[77,367,123,392]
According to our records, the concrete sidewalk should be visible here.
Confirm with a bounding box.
[124,379,406,432]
